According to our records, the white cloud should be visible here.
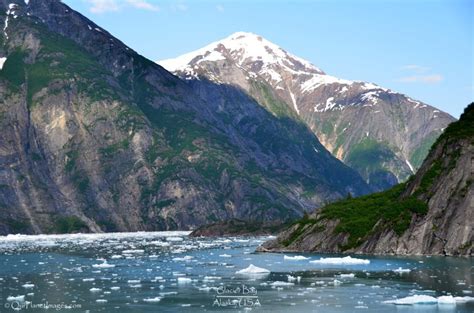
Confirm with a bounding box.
[87,0,119,14]
[400,64,430,73]
[216,4,224,12]
[126,0,159,11]
[396,74,443,84]
[396,64,443,84]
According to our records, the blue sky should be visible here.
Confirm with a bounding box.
[64,0,473,118]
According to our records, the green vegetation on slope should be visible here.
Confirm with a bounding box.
[434,103,474,144]
[318,183,427,249]
[285,183,428,250]
[346,138,397,175]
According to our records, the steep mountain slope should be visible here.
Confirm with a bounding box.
[159,32,455,191]
[0,0,369,234]
[259,103,473,256]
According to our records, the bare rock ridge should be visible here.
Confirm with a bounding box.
[0,0,369,234]
[259,103,473,256]
[159,32,455,191]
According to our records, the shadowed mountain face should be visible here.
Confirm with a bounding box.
[0,0,369,234]
[259,103,474,256]
[159,32,455,191]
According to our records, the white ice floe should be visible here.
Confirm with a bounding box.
[337,273,355,278]
[270,281,294,287]
[310,256,370,265]
[177,277,192,284]
[167,237,184,242]
[92,261,115,268]
[89,288,102,292]
[219,254,231,258]
[21,283,35,289]
[143,297,161,303]
[7,295,25,302]
[393,267,411,274]
[284,255,308,261]
[235,264,270,275]
[384,295,474,305]
[122,249,144,254]
[172,256,194,261]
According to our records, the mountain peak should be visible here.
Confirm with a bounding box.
[158,32,324,77]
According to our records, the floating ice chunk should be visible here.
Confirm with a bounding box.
[437,296,456,304]
[92,261,115,268]
[110,287,120,291]
[122,249,144,254]
[332,279,342,286]
[90,288,102,292]
[235,264,270,275]
[219,254,231,258]
[172,256,193,261]
[143,297,161,303]
[7,295,25,302]
[159,291,178,296]
[177,277,192,284]
[337,273,355,278]
[167,237,184,242]
[83,278,95,282]
[310,256,370,265]
[287,275,297,282]
[393,267,411,274]
[284,255,308,261]
[384,295,438,305]
[127,280,141,284]
[270,281,294,287]
[96,299,107,303]
[130,284,142,288]
[22,283,35,289]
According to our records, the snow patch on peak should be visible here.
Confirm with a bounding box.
[158,31,323,77]
[302,74,354,93]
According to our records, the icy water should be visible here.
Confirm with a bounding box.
[0,232,472,312]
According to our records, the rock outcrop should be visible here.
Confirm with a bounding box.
[259,103,473,256]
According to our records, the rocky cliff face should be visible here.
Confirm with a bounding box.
[159,32,455,191]
[259,103,473,256]
[0,0,369,234]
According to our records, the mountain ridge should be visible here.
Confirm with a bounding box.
[159,31,455,191]
[0,0,369,234]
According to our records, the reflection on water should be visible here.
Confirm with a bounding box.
[0,232,472,312]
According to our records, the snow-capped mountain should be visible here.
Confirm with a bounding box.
[159,32,455,190]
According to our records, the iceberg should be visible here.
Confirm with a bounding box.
[143,297,162,303]
[177,277,192,284]
[235,264,270,275]
[92,261,115,268]
[284,255,309,261]
[310,256,370,265]
[270,281,294,287]
[7,295,25,302]
[384,295,474,305]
